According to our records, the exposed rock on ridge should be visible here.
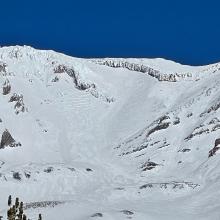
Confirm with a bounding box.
[93,59,192,82]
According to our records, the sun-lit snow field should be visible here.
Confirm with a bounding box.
[0,46,220,219]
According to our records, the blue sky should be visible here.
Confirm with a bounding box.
[0,0,220,65]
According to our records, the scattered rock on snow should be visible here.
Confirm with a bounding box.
[91,213,103,218]
[44,167,54,173]
[24,201,64,209]
[173,117,180,125]
[146,115,171,138]
[9,93,26,114]
[0,129,21,148]
[208,117,220,125]
[67,167,75,172]
[86,168,93,172]
[179,148,191,153]
[187,113,193,118]
[24,172,31,178]
[9,93,22,102]
[141,161,158,171]
[200,101,220,117]
[0,62,7,73]
[120,210,134,215]
[140,181,199,190]
[12,172,22,181]
[209,138,220,157]
[2,79,11,95]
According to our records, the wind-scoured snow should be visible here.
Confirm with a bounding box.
[0,46,220,220]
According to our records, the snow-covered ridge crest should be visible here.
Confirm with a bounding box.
[1,45,220,82]
[0,45,115,103]
[92,59,191,82]
[92,58,220,82]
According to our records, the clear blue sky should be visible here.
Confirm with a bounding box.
[1,0,220,65]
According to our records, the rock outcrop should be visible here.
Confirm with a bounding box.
[93,59,192,82]
[0,129,21,148]
[0,62,7,73]
[53,64,114,103]
[209,138,220,157]
[54,64,92,90]
[2,79,11,95]
[9,93,26,114]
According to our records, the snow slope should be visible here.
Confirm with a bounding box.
[0,46,220,219]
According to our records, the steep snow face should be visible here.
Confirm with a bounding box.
[0,46,220,220]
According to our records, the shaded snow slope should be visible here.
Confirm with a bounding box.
[0,46,220,220]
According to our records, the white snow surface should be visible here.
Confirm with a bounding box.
[0,46,220,219]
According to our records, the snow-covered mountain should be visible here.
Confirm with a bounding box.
[0,45,220,220]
